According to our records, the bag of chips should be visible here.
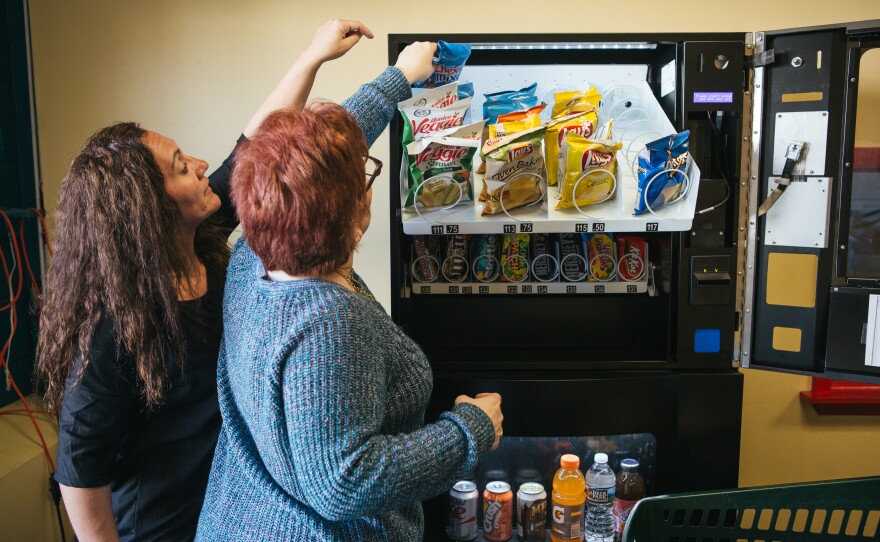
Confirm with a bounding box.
[556,122,622,210]
[481,126,547,215]
[545,111,597,188]
[413,41,472,88]
[488,105,546,139]
[482,83,539,123]
[634,130,691,215]
[398,82,472,147]
[404,120,485,209]
[551,87,602,119]
[544,88,603,188]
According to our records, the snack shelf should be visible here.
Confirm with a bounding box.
[409,279,648,296]
[400,80,701,236]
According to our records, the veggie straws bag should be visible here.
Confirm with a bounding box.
[634,130,690,215]
[404,120,485,209]
[398,82,472,148]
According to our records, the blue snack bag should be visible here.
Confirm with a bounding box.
[481,83,539,123]
[634,131,691,215]
[414,41,472,88]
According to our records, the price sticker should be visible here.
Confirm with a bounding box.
[420,286,431,294]
[522,285,533,293]
[520,223,533,233]
[445,224,460,234]
[592,223,605,232]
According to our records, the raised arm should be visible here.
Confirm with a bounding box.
[243,19,374,138]
[210,20,373,227]
[341,41,437,147]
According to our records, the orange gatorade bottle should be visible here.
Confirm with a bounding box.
[550,454,586,542]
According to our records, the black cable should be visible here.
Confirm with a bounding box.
[696,111,732,215]
[49,474,67,542]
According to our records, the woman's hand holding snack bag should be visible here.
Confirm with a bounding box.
[396,42,438,85]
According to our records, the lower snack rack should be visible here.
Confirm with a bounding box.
[408,232,650,296]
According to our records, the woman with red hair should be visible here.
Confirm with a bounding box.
[195,96,504,541]
[39,19,437,542]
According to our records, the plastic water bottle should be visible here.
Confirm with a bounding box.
[585,453,615,542]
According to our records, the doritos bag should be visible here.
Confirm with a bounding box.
[634,131,690,215]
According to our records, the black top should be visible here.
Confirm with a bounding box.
[54,141,241,542]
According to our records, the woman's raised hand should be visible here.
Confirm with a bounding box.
[395,41,438,85]
[304,19,374,65]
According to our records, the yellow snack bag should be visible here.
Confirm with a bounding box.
[489,112,543,139]
[551,87,602,119]
[481,126,547,215]
[545,110,597,187]
[556,133,622,210]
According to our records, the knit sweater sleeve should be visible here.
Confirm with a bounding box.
[341,66,411,148]
[282,305,494,522]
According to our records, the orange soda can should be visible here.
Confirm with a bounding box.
[483,481,514,541]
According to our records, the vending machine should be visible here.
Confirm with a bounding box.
[388,20,880,541]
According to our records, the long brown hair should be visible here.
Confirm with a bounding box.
[37,122,230,414]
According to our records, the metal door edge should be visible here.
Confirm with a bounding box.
[737,32,765,369]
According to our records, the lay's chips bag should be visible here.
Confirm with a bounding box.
[552,87,602,118]
[481,126,547,215]
[545,111,597,188]
[557,121,622,210]
[545,88,602,188]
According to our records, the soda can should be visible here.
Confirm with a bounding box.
[516,483,547,542]
[483,481,513,542]
[447,481,479,541]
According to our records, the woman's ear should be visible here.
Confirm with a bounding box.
[354,227,364,244]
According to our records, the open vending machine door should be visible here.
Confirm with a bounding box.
[740,20,880,383]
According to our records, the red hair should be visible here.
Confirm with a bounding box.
[232,103,368,276]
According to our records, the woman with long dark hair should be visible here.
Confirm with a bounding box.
[36,19,437,541]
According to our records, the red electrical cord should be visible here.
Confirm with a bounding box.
[19,219,41,299]
[29,207,53,256]
[0,209,56,473]
[0,219,23,312]
[0,408,50,415]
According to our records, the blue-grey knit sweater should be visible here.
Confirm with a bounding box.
[196,68,495,542]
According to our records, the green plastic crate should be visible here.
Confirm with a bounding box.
[622,477,880,541]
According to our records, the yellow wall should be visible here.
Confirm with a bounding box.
[0,397,73,541]
[23,0,880,518]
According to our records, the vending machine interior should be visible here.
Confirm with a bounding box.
[388,20,880,541]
